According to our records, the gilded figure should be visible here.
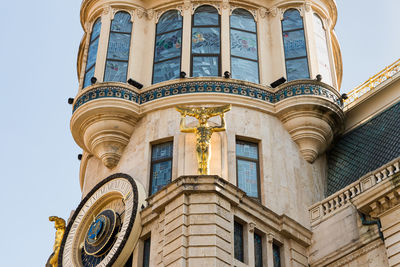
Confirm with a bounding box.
[47,216,66,267]
[176,104,231,174]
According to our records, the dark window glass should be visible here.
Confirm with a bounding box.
[236,140,259,198]
[234,221,244,262]
[254,233,262,267]
[230,9,259,83]
[191,6,220,77]
[124,253,133,267]
[104,12,132,83]
[153,10,182,84]
[282,9,309,81]
[83,18,101,89]
[143,237,151,267]
[273,244,281,267]
[150,142,173,195]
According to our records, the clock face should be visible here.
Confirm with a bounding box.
[59,173,145,267]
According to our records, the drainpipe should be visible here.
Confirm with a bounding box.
[359,212,384,241]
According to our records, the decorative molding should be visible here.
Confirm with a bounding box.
[135,8,145,19]
[102,5,111,16]
[328,240,383,267]
[146,9,155,20]
[248,222,256,233]
[304,1,312,12]
[73,80,342,112]
[258,7,268,19]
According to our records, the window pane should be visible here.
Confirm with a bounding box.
[234,221,244,262]
[104,61,128,82]
[273,244,281,267]
[282,9,303,31]
[254,233,263,267]
[153,58,181,84]
[151,160,172,194]
[152,142,173,161]
[193,6,219,26]
[237,159,258,197]
[91,19,102,41]
[111,12,132,33]
[86,38,99,69]
[155,30,182,62]
[83,67,95,88]
[143,238,151,267]
[286,57,310,81]
[236,141,258,159]
[231,29,257,60]
[283,30,307,59]
[192,56,219,77]
[192,27,220,54]
[157,10,182,34]
[231,57,259,83]
[107,33,131,60]
[231,9,256,32]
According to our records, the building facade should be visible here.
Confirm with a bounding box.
[56,0,400,266]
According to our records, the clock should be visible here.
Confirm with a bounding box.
[59,173,146,267]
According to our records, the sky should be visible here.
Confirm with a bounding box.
[0,0,399,266]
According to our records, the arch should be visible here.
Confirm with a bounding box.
[313,13,332,85]
[282,9,310,81]
[83,18,101,89]
[152,10,183,84]
[230,8,259,83]
[104,11,132,83]
[191,5,221,77]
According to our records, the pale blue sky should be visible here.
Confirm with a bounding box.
[0,1,398,266]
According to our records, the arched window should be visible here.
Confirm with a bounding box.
[313,14,332,85]
[191,6,221,77]
[153,10,183,84]
[282,9,310,81]
[83,18,101,89]
[104,12,132,82]
[230,9,259,83]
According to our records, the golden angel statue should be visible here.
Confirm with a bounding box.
[46,216,66,267]
[176,104,231,174]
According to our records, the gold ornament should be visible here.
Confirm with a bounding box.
[48,216,66,267]
[176,104,231,174]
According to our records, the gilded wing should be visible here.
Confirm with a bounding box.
[175,106,199,117]
[205,104,231,117]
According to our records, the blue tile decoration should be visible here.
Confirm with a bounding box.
[73,80,342,112]
[327,101,400,196]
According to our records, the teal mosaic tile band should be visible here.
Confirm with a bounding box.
[73,80,342,112]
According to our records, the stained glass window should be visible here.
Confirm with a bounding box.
[150,142,173,195]
[282,9,310,81]
[236,140,260,198]
[104,12,132,83]
[234,221,244,262]
[230,9,259,83]
[273,244,281,267]
[83,18,101,89]
[191,6,220,77]
[142,237,151,267]
[313,14,332,85]
[254,233,263,267]
[153,10,182,84]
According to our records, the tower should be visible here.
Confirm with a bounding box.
[56,0,400,266]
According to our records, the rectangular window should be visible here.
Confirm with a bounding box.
[254,233,263,267]
[273,243,281,267]
[234,221,244,262]
[142,237,151,267]
[236,140,260,199]
[150,141,173,195]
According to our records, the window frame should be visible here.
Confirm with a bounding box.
[103,11,133,83]
[190,5,222,77]
[142,236,151,267]
[281,8,310,81]
[253,231,263,267]
[235,139,261,200]
[152,10,183,84]
[149,141,173,195]
[82,18,102,89]
[229,8,260,83]
[234,220,245,262]
[272,242,282,267]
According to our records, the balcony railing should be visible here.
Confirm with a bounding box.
[344,58,400,105]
